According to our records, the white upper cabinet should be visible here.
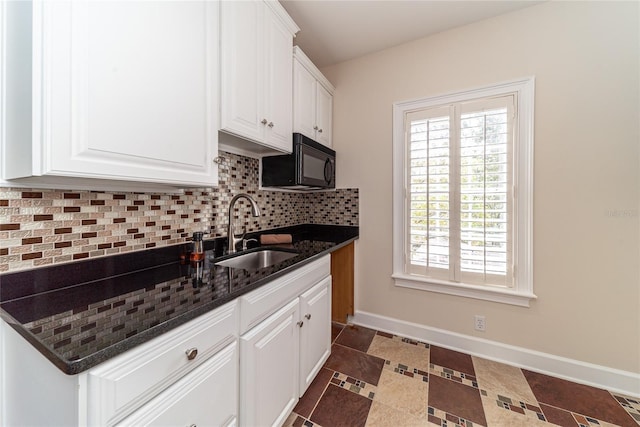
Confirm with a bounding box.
[315,83,333,147]
[292,58,318,141]
[293,47,335,148]
[2,1,219,188]
[220,0,299,155]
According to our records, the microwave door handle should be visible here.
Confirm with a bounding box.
[324,158,333,184]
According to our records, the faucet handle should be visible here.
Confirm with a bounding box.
[242,238,258,251]
[230,228,246,253]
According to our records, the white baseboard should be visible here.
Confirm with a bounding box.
[351,310,640,398]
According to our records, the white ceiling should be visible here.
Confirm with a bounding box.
[280,0,543,68]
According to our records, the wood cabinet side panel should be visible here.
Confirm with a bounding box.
[331,242,355,323]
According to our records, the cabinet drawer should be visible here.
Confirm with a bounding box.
[117,341,238,427]
[87,300,238,426]
[239,255,330,334]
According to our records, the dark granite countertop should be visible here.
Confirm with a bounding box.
[0,224,358,375]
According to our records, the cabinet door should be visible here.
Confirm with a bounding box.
[299,276,332,395]
[117,342,238,427]
[220,0,265,144]
[262,5,294,152]
[240,298,300,427]
[315,83,333,148]
[41,1,219,186]
[293,60,318,141]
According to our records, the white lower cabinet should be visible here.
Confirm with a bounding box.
[117,342,238,427]
[239,256,332,427]
[1,300,239,427]
[240,299,300,427]
[1,256,331,427]
[299,277,332,395]
[86,301,239,426]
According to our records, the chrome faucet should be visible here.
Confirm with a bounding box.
[227,193,261,254]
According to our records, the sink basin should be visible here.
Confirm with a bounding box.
[215,249,298,270]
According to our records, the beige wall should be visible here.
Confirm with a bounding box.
[322,1,640,373]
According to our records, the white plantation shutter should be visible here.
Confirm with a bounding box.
[406,107,451,280]
[457,96,514,286]
[405,95,515,288]
[393,77,534,306]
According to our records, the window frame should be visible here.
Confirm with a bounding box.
[392,77,536,307]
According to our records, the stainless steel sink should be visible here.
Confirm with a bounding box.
[215,249,298,270]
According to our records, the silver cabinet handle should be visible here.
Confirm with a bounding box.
[185,348,198,360]
[261,118,268,125]
[305,314,311,320]
[313,125,319,130]
[268,122,274,128]
[297,321,304,328]
[318,129,323,133]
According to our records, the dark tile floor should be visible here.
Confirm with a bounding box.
[284,323,640,427]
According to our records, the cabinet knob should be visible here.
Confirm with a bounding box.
[305,314,311,320]
[313,125,319,131]
[268,122,274,128]
[318,129,323,133]
[297,321,304,328]
[185,348,198,360]
[261,118,268,125]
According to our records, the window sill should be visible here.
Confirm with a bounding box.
[392,273,537,307]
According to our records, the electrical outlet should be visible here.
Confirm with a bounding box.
[474,315,486,331]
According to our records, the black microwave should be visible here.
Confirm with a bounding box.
[261,133,336,190]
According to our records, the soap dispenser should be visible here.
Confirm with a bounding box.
[190,232,204,262]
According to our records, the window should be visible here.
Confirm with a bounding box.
[392,78,535,306]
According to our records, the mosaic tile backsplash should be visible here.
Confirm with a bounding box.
[0,152,358,273]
